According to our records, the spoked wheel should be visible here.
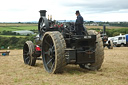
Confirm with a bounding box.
[23,41,36,66]
[42,31,66,74]
[79,30,104,70]
[38,17,49,38]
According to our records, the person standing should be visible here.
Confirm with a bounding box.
[75,10,85,35]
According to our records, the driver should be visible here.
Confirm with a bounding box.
[75,10,85,35]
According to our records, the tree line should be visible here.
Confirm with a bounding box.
[0,36,35,49]
[89,28,128,37]
[0,30,18,35]
[85,21,128,27]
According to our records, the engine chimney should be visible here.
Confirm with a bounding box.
[39,10,47,17]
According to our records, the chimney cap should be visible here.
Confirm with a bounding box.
[39,10,47,17]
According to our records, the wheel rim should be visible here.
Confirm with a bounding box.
[42,34,55,73]
[23,43,30,64]
[40,19,46,32]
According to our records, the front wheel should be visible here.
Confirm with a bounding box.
[23,41,36,66]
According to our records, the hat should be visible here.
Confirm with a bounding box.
[75,10,80,14]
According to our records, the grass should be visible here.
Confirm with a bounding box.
[0,23,38,38]
[0,23,128,32]
[0,23,38,32]
[0,23,128,38]
[0,47,128,85]
[86,25,128,29]
[0,35,27,38]
[0,26,37,32]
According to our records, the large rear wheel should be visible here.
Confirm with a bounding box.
[42,31,66,74]
[23,41,36,66]
[79,30,104,70]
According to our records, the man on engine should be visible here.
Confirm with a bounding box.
[75,10,85,35]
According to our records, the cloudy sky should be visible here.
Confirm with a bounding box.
[0,0,128,22]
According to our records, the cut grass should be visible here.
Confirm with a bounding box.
[0,47,128,85]
[0,23,37,27]
[0,23,38,32]
[0,26,37,32]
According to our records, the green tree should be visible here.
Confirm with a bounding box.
[113,32,120,36]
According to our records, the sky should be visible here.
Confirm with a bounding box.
[0,0,128,22]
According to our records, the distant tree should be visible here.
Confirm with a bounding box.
[113,32,120,36]
[27,34,30,36]
[89,21,94,23]
[17,33,20,35]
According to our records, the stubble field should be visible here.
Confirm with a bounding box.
[0,47,128,85]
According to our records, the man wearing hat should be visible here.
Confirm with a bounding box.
[75,10,85,35]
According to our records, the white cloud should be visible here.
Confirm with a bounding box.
[0,0,128,22]
[84,12,128,22]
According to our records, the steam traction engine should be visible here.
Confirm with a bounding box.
[23,10,104,74]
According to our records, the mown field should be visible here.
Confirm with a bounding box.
[0,23,38,32]
[86,25,128,29]
[0,47,128,85]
